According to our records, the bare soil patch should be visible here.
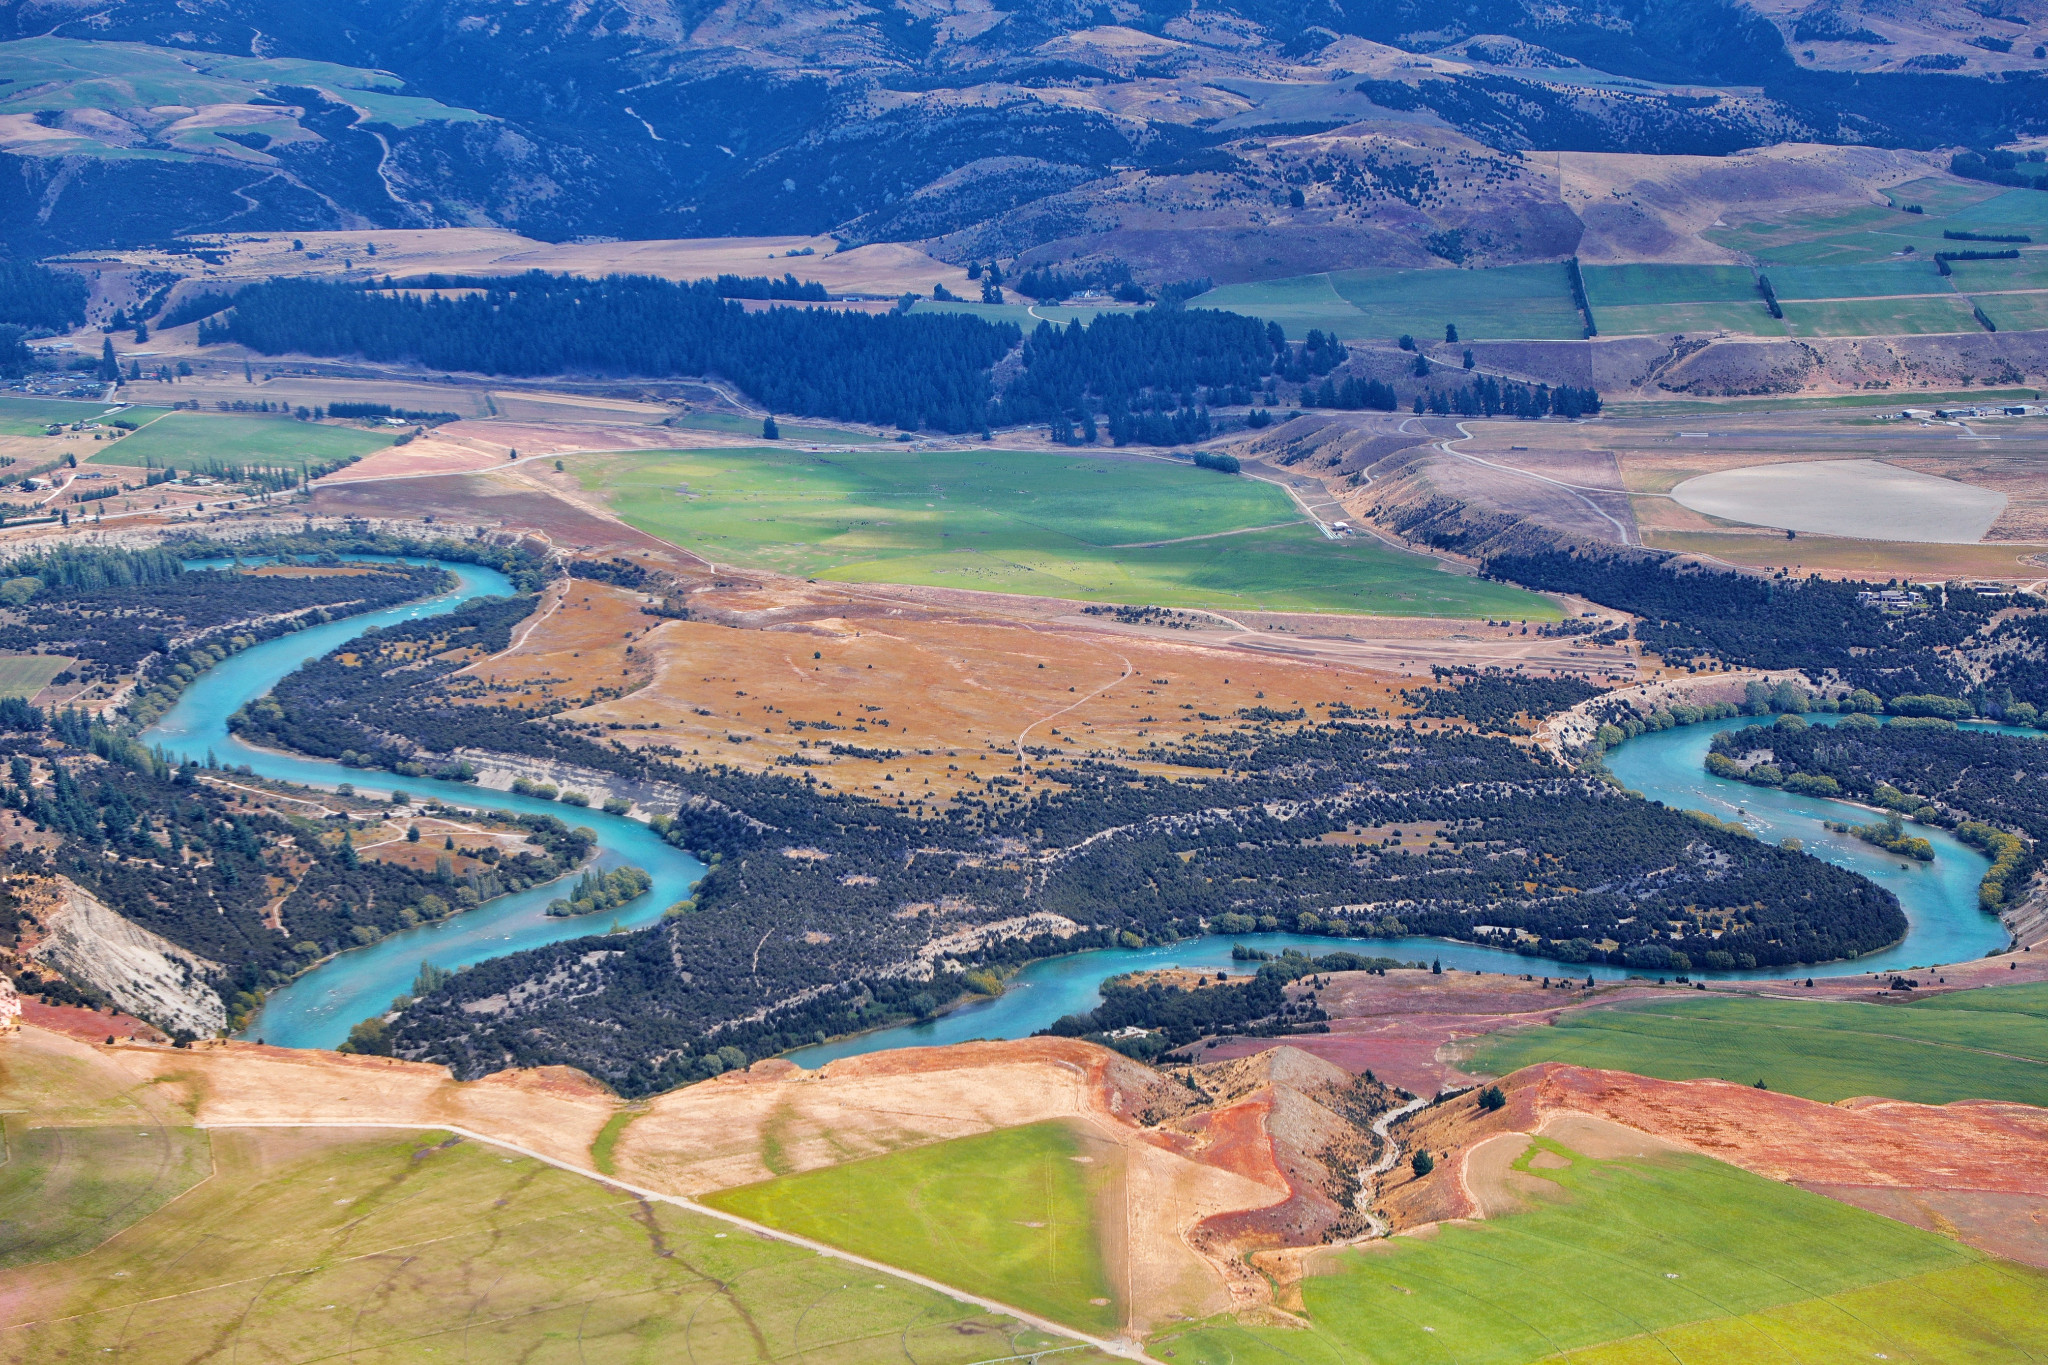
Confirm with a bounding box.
[1202,969,1644,1097]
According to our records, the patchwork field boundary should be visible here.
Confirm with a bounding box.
[191,1119,1151,1360]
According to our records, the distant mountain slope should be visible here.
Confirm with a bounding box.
[0,0,2041,261]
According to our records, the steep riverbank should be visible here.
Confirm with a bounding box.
[137,560,706,1050]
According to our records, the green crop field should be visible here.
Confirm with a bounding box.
[1885,176,2007,217]
[578,447,1554,618]
[1193,264,1584,342]
[1592,300,1785,337]
[1468,985,2048,1105]
[1580,264,1758,307]
[0,1120,212,1268]
[1156,1137,2046,1365]
[1974,291,2048,332]
[1782,295,1981,336]
[0,397,165,435]
[1766,260,1951,300]
[1944,187,2048,232]
[706,1121,1121,1333]
[87,412,395,468]
[0,1125,1086,1364]
[1329,263,1584,340]
[0,655,71,699]
[1188,279,1360,341]
[1945,255,2048,292]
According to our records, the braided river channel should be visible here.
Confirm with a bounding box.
[136,560,2015,1059]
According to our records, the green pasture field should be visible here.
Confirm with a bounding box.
[704,1121,1121,1333]
[0,1120,212,1268]
[1973,291,2048,332]
[0,1125,1085,1364]
[0,398,170,437]
[1189,274,1361,340]
[1155,1137,2045,1365]
[1743,233,1920,267]
[1765,259,1951,299]
[1579,264,1758,307]
[1945,254,2048,291]
[1193,264,1584,342]
[1592,300,1785,337]
[0,37,247,111]
[1781,294,1981,336]
[1467,985,2048,1105]
[87,411,395,468]
[1944,186,2048,232]
[577,447,1554,618]
[0,38,485,133]
[1884,176,2007,216]
[1329,263,1584,340]
[0,655,71,699]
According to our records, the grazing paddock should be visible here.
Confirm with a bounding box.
[1780,294,1982,336]
[1942,255,2048,292]
[1765,260,1951,300]
[0,655,71,699]
[1158,1136,2044,1365]
[1592,300,1784,336]
[706,1121,1122,1334]
[1971,290,2048,332]
[1468,987,2048,1106]
[1669,459,2007,543]
[1884,177,2007,216]
[1945,187,2048,233]
[0,1122,212,1269]
[1328,263,1584,340]
[86,412,396,468]
[1194,264,1584,341]
[1579,264,1758,307]
[579,446,1552,617]
[0,398,152,436]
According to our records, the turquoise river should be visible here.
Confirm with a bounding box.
[136,562,2017,1060]
[140,560,706,1050]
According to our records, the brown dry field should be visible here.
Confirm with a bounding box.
[1201,969,1646,1097]
[1427,410,2048,574]
[297,448,1660,812]
[463,574,1446,804]
[1642,528,2048,578]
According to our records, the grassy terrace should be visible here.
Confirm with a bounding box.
[578,446,1554,617]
